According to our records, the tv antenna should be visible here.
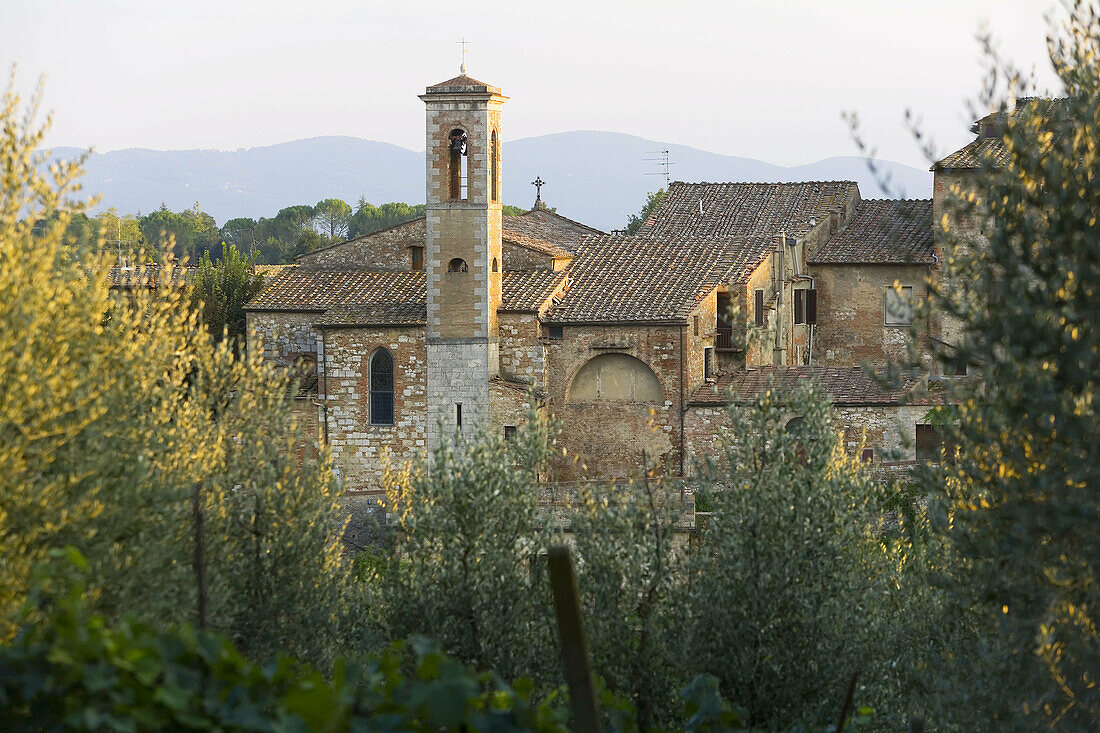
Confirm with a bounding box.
[643,149,674,189]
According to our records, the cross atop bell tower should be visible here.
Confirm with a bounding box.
[420,71,507,451]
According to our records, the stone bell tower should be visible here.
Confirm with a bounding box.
[420,67,506,451]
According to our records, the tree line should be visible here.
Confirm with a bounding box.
[42,197,528,266]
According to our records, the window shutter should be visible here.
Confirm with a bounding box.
[755,290,765,326]
[794,290,805,324]
[806,289,817,324]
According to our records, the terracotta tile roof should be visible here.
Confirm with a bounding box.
[255,264,297,276]
[504,208,604,253]
[503,231,574,260]
[247,268,424,315]
[641,181,859,239]
[809,199,934,265]
[500,270,569,312]
[931,137,1012,171]
[545,235,773,324]
[689,366,916,406]
[107,263,194,289]
[933,97,1069,171]
[245,266,564,322]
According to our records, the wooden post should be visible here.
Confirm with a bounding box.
[192,483,207,631]
[835,671,858,733]
[548,544,601,733]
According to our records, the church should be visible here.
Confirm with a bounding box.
[245,68,966,492]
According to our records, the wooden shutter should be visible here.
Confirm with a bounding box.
[806,289,817,324]
[794,290,805,324]
[755,289,765,326]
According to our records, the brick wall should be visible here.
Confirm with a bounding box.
[321,326,426,492]
[543,324,684,481]
[810,264,931,367]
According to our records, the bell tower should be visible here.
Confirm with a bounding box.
[420,69,506,450]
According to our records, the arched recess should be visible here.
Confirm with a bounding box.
[567,353,663,403]
[448,258,468,273]
[369,348,395,425]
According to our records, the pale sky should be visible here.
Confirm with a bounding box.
[1,0,1065,169]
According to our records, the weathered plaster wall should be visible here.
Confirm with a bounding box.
[544,324,684,482]
[810,264,930,367]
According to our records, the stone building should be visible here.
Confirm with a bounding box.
[245,69,956,492]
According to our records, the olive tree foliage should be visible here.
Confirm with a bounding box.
[0,73,347,666]
[682,380,912,730]
[354,404,561,686]
[894,4,1100,728]
[567,476,688,730]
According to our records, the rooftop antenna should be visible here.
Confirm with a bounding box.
[457,37,470,75]
[643,149,674,189]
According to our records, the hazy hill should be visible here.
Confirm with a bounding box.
[53,132,931,231]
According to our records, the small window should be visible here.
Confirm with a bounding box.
[861,448,874,463]
[952,361,968,376]
[369,349,394,426]
[916,424,941,461]
[448,258,468,273]
[456,403,463,431]
[548,325,563,340]
[885,285,914,325]
[794,289,818,325]
[704,347,715,379]
[504,425,516,441]
[410,246,424,271]
[754,289,765,327]
[492,257,499,273]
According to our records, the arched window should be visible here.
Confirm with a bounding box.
[448,258,468,273]
[491,129,500,202]
[448,128,467,200]
[567,353,663,403]
[491,257,499,273]
[369,349,394,425]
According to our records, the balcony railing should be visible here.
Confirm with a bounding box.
[716,326,734,350]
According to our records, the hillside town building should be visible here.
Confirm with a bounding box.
[245,70,988,492]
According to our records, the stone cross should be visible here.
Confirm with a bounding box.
[532,176,546,204]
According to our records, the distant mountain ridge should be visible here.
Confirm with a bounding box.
[52,132,932,231]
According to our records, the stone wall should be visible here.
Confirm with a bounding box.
[295,219,426,270]
[543,324,684,481]
[683,401,933,471]
[810,263,931,367]
[503,241,554,271]
[247,311,321,369]
[426,339,493,452]
[498,312,546,386]
[321,326,426,492]
[686,291,717,389]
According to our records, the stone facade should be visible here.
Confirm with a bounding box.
[319,326,426,490]
[297,219,426,270]
[811,263,930,366]
[543,324,685,481]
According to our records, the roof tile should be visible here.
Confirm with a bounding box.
[809,199,934,265]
